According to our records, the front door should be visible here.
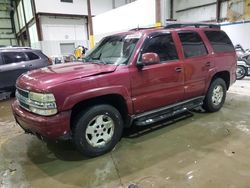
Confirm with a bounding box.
[130,32,184,114]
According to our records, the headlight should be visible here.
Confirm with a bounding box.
[29,92,55,102]
[28,92,57,116]
[16,88,58,116]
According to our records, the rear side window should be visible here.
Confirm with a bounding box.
[141,33,179,62]
[2,52,27,64]
[178,32,208,58]
[26,52,40,60]
[205,31,234,53]
[0,55,3,65]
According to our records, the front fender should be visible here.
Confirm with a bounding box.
[62,86,133,114]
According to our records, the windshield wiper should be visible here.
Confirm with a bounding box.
[91,60,109,65]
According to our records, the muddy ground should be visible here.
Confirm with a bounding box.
[0,78,250,188]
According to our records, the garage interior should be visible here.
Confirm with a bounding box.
[1,0,250,188]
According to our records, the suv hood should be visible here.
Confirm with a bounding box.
[17,62,117,90]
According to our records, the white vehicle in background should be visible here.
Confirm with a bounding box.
[235,44,250,80]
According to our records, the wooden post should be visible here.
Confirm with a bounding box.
[87,0,94,49]
[155,0,161,27]
[216,0,221,22]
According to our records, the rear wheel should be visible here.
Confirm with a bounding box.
[236,65,246,80]
[203,78,227,112]
[72,104,123,157]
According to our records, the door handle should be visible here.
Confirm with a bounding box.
[28,64,33,67]
[205,62,211,67]
[175,67,183,72]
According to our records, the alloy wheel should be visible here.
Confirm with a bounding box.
[85,115,115,148]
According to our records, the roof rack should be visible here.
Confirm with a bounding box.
[0,46,31,50]
[129,26,162,31]
[164,22,220,29]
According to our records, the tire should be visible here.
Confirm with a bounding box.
[203,78,227,112]
[72,104,123,157]
[236,65,246,80]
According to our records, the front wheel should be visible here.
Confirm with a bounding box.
[72,104,123,157]
[236,65,246,80]
[203,78,227,112]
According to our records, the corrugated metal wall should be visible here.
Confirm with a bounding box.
[0,0,17,46]
[173,0,217,22]
[171,0,249,22]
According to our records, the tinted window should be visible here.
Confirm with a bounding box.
[35,51,48,59]
[0,55,3,65]
[61,0,73,2]
[178,32,207,58]
[2,52,27,64]
[26,52,40,60]
[205,31,234,53]
[141,34,179,62]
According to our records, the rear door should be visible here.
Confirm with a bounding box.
[0,51,29,90]
[130,32,185,114]
[24,51,49,70]
[177,31,211,99]
[204,30,237,83]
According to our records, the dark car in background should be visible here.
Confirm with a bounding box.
[0,47,51,93]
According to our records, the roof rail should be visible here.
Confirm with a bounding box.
[164,22,220,29]
[0,46,31,50]
[129,26,161,31]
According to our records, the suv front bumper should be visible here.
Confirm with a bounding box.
[12,100,71,140]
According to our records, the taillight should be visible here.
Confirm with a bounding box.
[48,58,53,65]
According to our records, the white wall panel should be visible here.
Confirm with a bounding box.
[75,25,88,41]
[0,10,8,17]
[161,0,171,23]
[174,0,216,11]
[0,39,12,46]
[222,21,250,50]
[17,2,25,29]
[93,0,156,42]
[221,1,228,19]
[172,0,220,22]
[14,11,19,32]
[29,23,38,45]
[41,16,88,41]
[39,16,88,56]
[174,4,217,22]
[114,0,126,8]
[0,19,12,28]
[34,0,113,16]
[23,0,33,22]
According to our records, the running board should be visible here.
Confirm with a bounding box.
[132,96,204,126]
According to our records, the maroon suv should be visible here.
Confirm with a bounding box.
[12,23,236,157]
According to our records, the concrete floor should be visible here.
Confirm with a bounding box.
[1,79,250,188]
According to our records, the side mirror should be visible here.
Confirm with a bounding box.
[141,53,160,67]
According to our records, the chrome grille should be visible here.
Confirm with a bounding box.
[16,88,31,111]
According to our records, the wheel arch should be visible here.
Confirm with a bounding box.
[210,71,230,90]
[70,94,130,130]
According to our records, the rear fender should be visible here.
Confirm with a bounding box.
[205,68,217,93]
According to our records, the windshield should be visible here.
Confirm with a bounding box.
[84,35,139,65]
